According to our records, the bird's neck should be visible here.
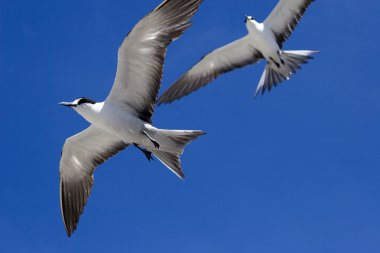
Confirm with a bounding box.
[247,20,264,34]
[75,102,104,124]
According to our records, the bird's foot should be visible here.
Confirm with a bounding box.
[269,57,281,68]
[142,131,160,149]
[134,144,154,161]
[277,51,285,65]
[142,150,154,161]
[151,140,160,149]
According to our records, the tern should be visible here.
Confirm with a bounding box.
[59,0,203,237]
[157,0,318,105]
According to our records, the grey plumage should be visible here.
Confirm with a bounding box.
[60,126,128,236]
[267,0,315,48]
[157,36,263,105]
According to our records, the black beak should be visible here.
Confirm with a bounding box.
[244,15,248,23]
[59,102,75,107]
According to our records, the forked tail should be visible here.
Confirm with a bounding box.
[255,50,319,96]
[150,129,205,179]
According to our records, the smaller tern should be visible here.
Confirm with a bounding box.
[157,0,318,105]
[59,0,203,237]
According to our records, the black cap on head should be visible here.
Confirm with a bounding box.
[77,97,96,105]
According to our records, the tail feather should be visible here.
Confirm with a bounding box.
[255,50,319,96]
[152,151,184,179]
[152,129,205,155]
[148,129,205,178]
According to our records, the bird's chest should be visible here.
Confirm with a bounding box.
[248,27,279,59]
[97,108,143,135]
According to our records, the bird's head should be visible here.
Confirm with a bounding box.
[244,15,254,24]
[59,97,96,110]
[60,97,101,124]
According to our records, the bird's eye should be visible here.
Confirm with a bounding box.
[78,99,86,105]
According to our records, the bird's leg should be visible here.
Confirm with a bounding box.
[277,50,285,65]
[142,130,160,149]
[134,144,154,161]
[269,57,281,68]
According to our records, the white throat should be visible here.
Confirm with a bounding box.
[246,19,264,34]
[74,102,104,124]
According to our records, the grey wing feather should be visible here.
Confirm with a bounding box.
[264,0,314,48]
[106,0,203,123]
[59,126,128,237]
[157,36,263,105]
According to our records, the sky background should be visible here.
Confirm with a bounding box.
[1,0,380,252]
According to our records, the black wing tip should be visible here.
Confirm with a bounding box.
[63,216,77,237]
[60,176,94,238]
[65,227,74,237]
[198,131,207,136]
[61,180,78,237]
[60,180,75,237]
[178,171,186,180]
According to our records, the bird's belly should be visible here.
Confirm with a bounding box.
[93,109,145,143]
[249,32,279,60]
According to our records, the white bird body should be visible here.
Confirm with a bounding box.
[246,20,281,65]
[157,0,318,104]
[59,0,204,237]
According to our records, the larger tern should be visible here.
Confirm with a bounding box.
[158,0,318,105]
[59,0,203,237]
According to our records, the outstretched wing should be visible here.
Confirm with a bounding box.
[59,126,128,237]
[105,0,203,123]
[264,0,314,48]
[157,36,263,105]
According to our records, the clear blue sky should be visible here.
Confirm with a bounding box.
[1,0,379,252]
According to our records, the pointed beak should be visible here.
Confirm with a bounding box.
[59,102,75,107]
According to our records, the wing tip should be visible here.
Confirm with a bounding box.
[60,179,74,237]
[60,175,94,238]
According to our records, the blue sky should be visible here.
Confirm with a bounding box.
[1,0,379,252]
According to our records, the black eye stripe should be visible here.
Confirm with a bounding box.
[78,97,96,105]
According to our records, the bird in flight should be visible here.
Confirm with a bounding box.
[157,0,318,105]
[59,0,204,237]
